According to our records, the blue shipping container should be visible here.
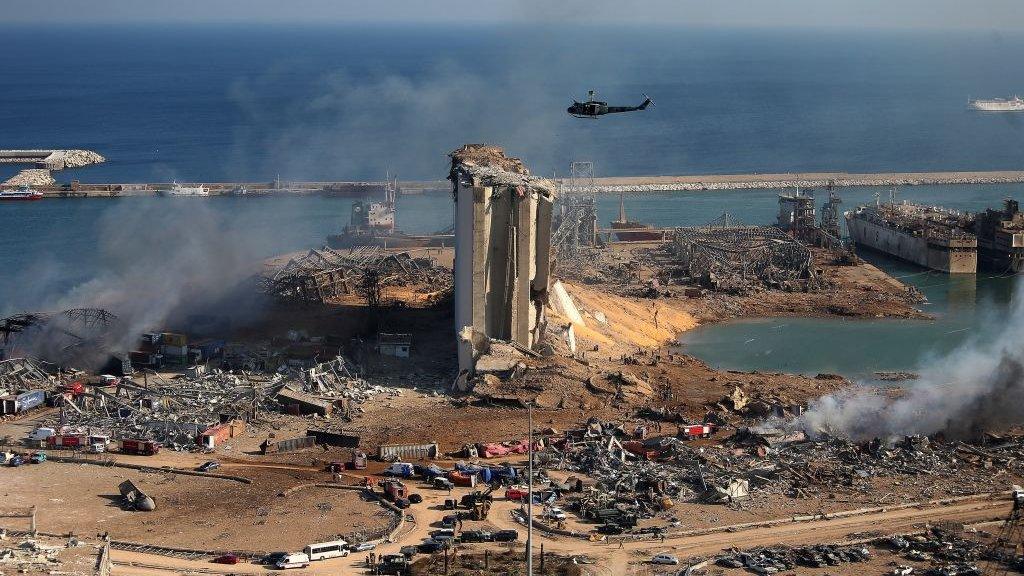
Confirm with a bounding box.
[16,390,46,413]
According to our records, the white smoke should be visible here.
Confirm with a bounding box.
[793,279,1024,440]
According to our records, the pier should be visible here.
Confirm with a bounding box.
[7,169,1024,198]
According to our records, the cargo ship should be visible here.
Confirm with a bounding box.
[0,185,43,201]
[972,198,1024,273]
[969,96,1024,112]
[845,198,977,274]
[327,175,453,249]
[610,193,664,241]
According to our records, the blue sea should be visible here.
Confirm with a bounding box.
[3,23,1024,183]
[4,23,1024,376]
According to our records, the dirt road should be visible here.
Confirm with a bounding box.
[106,494,1010,575]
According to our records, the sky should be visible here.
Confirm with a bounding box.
[3,0,1024,30]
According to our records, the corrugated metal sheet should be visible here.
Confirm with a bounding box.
[263,436,316,453]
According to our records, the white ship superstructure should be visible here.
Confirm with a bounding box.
[969,96,1024,111]
[162,181,209,196]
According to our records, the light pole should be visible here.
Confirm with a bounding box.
[526,400,534,576]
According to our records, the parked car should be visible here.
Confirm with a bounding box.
[504,486,528,501]
[0,452,14,464]
[459,530,492,543]
[408,493,423,504]
[433,477,455,490]
[418,540,444,553]
[651,553,679,565]
[440,513,460,527]
[262,551,289,565]
[597,524,624,535]
[544,507,567,521]
[430,529,455,539]
[8,455,24,467]
[349,542,375,552]
[212,554,239,565]
[29,452,46,464]
[399,545,419,558]
[492,529,519,542]
[197,460,220,472]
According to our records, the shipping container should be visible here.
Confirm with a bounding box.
[161,332,188,347]
[199,423,231,449]
[120,438,160,456]
[160,345,188,357]
[378,442,439,461]
[15,390,46,413]
[261,435,317,454]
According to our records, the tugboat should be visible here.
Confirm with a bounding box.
[0,184,44,201]
[610,192,663,241]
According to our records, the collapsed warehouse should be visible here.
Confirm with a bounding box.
[260,246,451,306]
[665,213,817,293]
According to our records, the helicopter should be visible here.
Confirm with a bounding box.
[567,90,653,118]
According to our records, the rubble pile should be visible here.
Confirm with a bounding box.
[261,246,451,306]
[0,535,81,573]
[0,357,53,395]
[48,370,281,448]
[301,356,400,402]
[543,418,1024,519]
[880,527,989,576]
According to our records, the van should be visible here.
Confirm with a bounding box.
[303,540,349,561]
[275,553,310,569]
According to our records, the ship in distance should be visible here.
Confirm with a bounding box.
[968,96,1024,111]
[158,181,209,197]
[0,184,44,201]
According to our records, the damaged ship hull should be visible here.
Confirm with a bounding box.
[846,206,977,274]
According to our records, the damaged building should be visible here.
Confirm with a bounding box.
[449,145,555,373]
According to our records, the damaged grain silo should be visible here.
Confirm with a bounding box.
[448,145,555,374]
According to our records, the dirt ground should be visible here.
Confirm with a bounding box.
[0,459,389,552]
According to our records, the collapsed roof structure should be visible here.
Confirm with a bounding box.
[668,213,815,292]
[260,246,450,305]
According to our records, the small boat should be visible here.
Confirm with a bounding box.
[159,181,209,197]
[0,185,44,201]
[610,192,664,241]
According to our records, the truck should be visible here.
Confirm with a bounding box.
[380,479,408,501]
[679,424,715,440]
[120,439,160,456]
[46,434,87,449]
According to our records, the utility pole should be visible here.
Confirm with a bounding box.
[526,400,534,576]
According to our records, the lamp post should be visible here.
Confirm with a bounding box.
[526,400,534,576]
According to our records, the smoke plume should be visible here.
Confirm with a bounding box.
[5,199,266,368]
[792,280,1024,440]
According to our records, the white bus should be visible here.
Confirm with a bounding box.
[303,540,350,561]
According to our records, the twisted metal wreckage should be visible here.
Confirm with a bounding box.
[668,213,816,292]
[259,246,451,305]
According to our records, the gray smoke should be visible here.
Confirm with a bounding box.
[792,281,1024,440]
[8,199,266,368]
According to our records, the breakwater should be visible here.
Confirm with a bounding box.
[7,170,1024,197]
[589,170,1024,192]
